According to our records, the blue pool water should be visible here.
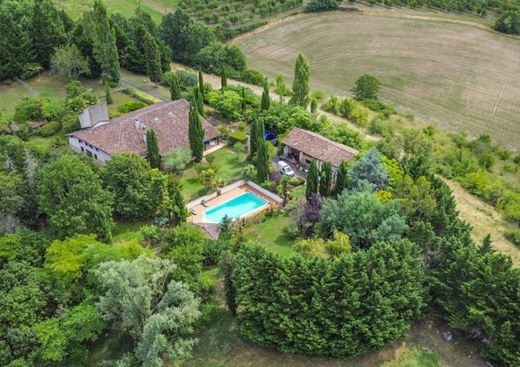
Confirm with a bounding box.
[204,192,267,223]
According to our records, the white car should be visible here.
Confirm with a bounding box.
[276,160,295,177]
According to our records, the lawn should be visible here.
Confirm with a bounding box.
[235,10,520,150]
[243,212,296,257]
[180,147,249,201]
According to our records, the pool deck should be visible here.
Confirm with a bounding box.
[189,184,279,224]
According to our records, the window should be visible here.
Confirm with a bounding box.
[86,151,92,157]
[81,147,84,152]
[94,154,98,160]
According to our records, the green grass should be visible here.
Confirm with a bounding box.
[54,0,179,23]
[236,10,520,150]
[381,346,440,367]
[180,147,249,201]
[243,212,296,256]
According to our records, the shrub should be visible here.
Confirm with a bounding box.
[228,131,248,144]
[122,88,160,105]
[20,63,43,80]
[117,102,147,114]
[37,121,61,137]
[175,70,199,90]
[238,69,267,86]
[207,90,242,119]
[505,229,520,247]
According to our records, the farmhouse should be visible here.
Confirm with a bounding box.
[282,127,358,172]
[67,99,219,163]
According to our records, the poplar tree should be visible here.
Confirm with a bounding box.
[220,68,227,89]
[86,0,120,83]
[261,84,270,111]
[319,161,332,197]
[143,29,161,84]
[198,69,204,98]
[256,138,270,183]
[170,73,182,100]
[306,160,319,199]
[334,161,351,197]
[146,129,161,169]
[289,53,310,108]
[189,104,204,162]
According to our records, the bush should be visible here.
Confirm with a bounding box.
[37,121,61,137]
[175,70,199,90]
[505,229,520,247]
[228,131,248,144]
[117,102,147,114]
[20,63,43,80]
[207,90,242,119]
[122,88,160,105]
[237,69,267,86]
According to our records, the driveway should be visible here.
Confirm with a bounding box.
[272,156,307,179]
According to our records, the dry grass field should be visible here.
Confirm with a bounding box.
[235,11,520,149]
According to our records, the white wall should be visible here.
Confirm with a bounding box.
[67,136,112,163]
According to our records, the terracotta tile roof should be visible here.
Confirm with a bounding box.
[67,100,219,156]
[283,128,358,167]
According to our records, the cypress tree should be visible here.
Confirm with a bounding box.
[306,160,319,199]
[261,84,270,111]
[241,86,247,115]
[168,176,187,226]
[256,137,270,183]
[319,161,332,197]
[310,97,318,113]
[105,85,113,104]
[143,29,162,84]
[189,104,204,162]
[221,68,227,89]
[87,0,120,83]
[170,73,182,100]
[146,129,161,168]
[195,87,205,116]
[334,161,350,197]
[249,119,265,160]
[289,53,310,108]
[198,69,204,98]
[31,0,66,68]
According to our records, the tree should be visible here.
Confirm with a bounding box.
[195,86,205,116]
[95,256,201,367]
[143,28,162,84]
[220,68,227,89]
[306,160,319,199]
[249,119,265,160]
[102,153,154,220]
[277,175,293,206]
[188,104,204,162]
[256,138,270,183]
[232,142,245,161]
[319,161,333,197]
[85,0,120,82]
[349,148,388,191]
[310,97,318,113]
[305,0,342,12]
[289,53,310,108]
[220,251,237,316]
[170,73,182,100]
[261,84,270,111]
[146,129,161,169]
[31,0,66,68]
[494,4,520,35]
[198,69,204,98]
[352,74,381,100]
[334,161,351,196]
[163,147,192,172]
[0,0,35,80]
[36,155,113,242]
[105,80,113,104]
[319,188,407,249]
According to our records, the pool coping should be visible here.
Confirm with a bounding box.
[202,191,269,224]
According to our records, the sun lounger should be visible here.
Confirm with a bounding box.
[190,208,197,215]
[201,200,209,207]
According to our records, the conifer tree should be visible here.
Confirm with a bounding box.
[319,161,332,197]
[256,137,270,183]
[220,68,227,89]
[195,87,205,116]
[198,69,204,98]
[261,84,270,111]
[170,73,182,100]
[310,97,318,113]
[189,104,204,162]
[334,161,350,197]
[306,160,319,199]
[143,29,162,84]
[105,85,113,104]
[146,129,161,168]
[168,176,187,226]
[86,0,120,83]
[289,53,310,108]
[249,119,265,160]
[241,86,247,115]
[31,0,66,68]
[480,233,494,254]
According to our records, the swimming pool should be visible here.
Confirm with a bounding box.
[204,192,268,223]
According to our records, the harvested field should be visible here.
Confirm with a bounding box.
[235,11,520,149]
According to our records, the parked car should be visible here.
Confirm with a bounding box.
[276,160,295,176]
